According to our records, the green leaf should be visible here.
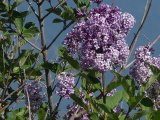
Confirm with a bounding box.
[147,63,160,84]
[87,97,117,119]
[46,8,62,16]
[87,112,102,120]
[35,63,63,74]
[64,64,72,72]
[0,2,8,11]
[12,0,25,10]
[4,30,17,36]
[70,94,89,112]
[129,110,155,120]
[140,101,154,120]
[138,74,158,96]
[14,49,33,64]
[79,0,91,8]
[87,69,100,78]
[111,71,135,97]
[58,0,67,6]
[63,52,80,70]
[13,11,23,34]
[38,108,47,120]
[152,109,160,120]
[74,87,80,97]
[140,97,154,107]
[58,46,67,58]
[106,90,129,109]
[128,73,158,110]
[52,18,64,23]
[106,81,121,93]
[73,0,80,8]
[24,22,36,29]
[15,115,25,120]
[21,11,32,18]
[61,11,73,20]
[80,73,102,91]
[23,27,40,34]
[62,5,74,15]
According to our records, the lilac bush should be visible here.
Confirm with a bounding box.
[1,0,160,119]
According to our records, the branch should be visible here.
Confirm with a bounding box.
[124,0,152,68]
[43,20,74,52]
[42,0,68,20]
[38,0,54,116]
[26,0,39,19]
[4,24,41,51]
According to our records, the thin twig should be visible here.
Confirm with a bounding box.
[4,23,41,51]
[58,104,77,120]
[142,33,151,42]
[26,89,32,120]
[111,0,116,7]
[42,0,68,20]
[125,0,151,68]
[44,20,74,52]
[26,0,39,19]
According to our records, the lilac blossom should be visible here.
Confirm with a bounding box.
[56,72,75,99]
[63,4,135,73]
[24,81,45,113]
[130,44,160,110]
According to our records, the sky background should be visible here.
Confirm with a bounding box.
[13,0,160,119]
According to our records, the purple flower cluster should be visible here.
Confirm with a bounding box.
[130,44,160,109]
[113,105,130,119]
[130,45,160,86]
[24,81,45,112]
[56,72,75,99]
[63,4,135,73]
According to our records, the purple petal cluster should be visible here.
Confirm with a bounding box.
[130,45,160,85]
[24,81,45,112]
[56,72,75,99]
[113,105,130,119]
[130,44,160,110]
[63,4,135,73]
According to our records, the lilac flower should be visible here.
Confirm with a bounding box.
[56,72,75,99]
[63,4,135,73]
[24,81,45,113]
[130,44,160,110]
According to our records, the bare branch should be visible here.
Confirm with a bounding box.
[26,0,39,19]
[44,20,74,52]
